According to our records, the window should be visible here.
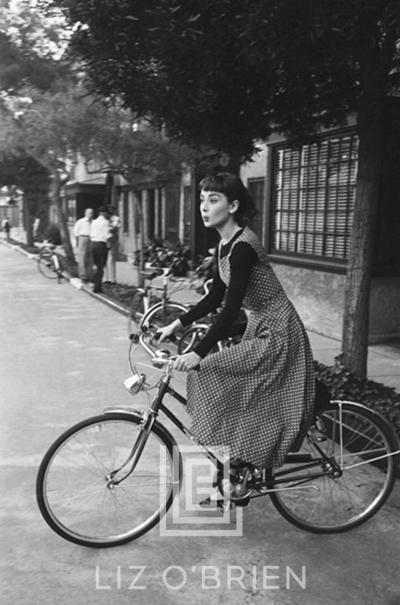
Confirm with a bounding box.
[271,132,358,262]
[67,198,76,224]
[247,178,265,240]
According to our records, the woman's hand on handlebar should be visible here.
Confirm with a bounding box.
[173,352,201,372]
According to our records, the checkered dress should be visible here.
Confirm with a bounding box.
[186,227,315,469]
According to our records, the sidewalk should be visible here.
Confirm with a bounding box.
[3,239,400,392]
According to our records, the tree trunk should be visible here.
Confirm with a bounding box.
[50,173,76,264]
[128,184,145,287]
[341,101,384,378]
[23,195,33,247]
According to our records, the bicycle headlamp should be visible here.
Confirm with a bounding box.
[124,374,146,395]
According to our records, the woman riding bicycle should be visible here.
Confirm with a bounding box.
[158,172,315,473]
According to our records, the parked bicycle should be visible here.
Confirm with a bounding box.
[177,306,248,354]
[36,328,400,547]
[128,267,188,334]
[36,242,64,283]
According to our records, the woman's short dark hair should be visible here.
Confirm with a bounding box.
[199,172,257,226]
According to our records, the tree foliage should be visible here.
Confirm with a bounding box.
[0,82,96,257]
[79,103,189,189]
[53,0,399,159]
[0,151,50,242]
[0,0,71,91]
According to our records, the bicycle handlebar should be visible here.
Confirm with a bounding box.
[131,328,177,371]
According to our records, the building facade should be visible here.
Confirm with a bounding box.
[240,111,400,344]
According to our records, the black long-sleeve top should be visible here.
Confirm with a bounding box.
[180,232,258,358]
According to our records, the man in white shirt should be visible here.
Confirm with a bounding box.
[90,207,111,293]
[73,208,93,281]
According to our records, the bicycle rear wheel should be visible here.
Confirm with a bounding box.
[269,402,399,533]
[128,290,145,333]
[38,250,59,279]
[36,413,181,547]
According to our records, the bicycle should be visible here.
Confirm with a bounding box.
[36,242,64,283]
[36,328,400,547]
[128,267,188,333]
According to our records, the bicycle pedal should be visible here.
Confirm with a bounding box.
[231,495,250,507]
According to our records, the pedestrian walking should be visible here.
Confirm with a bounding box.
[106,205,121,283]
[158,172,315,502]
[90,207,110,293]
[2,218,11,241]
[73,208,93,281]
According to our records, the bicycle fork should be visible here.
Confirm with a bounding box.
[105,409,157,487]
[104,377,171,487]
[52,253,63,284]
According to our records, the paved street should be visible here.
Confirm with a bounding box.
[1,243,400,605]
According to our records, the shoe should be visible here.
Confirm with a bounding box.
[199,493,249,510]
[93,287,103,293]
[199,492,227,511]
[229,459,255,501]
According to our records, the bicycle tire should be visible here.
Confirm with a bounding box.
[37,250,59,279]
[36,413,182,547]
[141,301,188,330]
[128,290,145,333]
[268,402,399,533]
[178,324,209,354]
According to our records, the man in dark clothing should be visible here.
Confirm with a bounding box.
[90,207,110,293]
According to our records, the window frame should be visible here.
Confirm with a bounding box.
[266,127,358,273]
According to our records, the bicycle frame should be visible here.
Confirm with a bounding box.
[105,333,356,499]
[38,244,63,283]
[136,268,187,318]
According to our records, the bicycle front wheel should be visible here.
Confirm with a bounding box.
[38,250,59,279]
[141,301,188,330]
[36,413,181,547]
[269,402,399,533]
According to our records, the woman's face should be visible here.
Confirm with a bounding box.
[199,189,238,229]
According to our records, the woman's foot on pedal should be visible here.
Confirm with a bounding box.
[199,488,226,510]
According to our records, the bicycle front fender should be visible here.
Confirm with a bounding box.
[102,406,181,452]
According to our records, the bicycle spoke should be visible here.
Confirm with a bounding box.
[269,402,398,532]
[37,414,179,546]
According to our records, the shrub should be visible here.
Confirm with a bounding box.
[134,238,191,276]
[314,360,400,441]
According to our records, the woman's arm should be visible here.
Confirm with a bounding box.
[193,243,258,358]
[156,267,226,346]
[179,268,226,327]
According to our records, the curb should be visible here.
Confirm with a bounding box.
[1,240,130,317]
[80,285,130,317]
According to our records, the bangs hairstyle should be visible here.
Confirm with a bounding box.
[199,172,257,226]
